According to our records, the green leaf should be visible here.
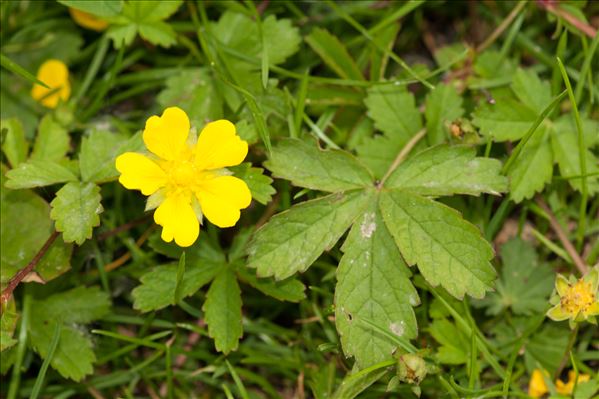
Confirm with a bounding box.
[28,286,110,381]
[265,138,373,193]
[212,11,300,67]
[107,0,182,48]
[1,118,28,167]
[229,163,275,205]
[524,325,569,375]
[472,98,536,142]
[477,238,553,316]
[425,84,464,145]
[551,127,599,194]
[236,267,305,302]
[357,86,422,176]
[5,160,78,189]
[305,28,363,81]
[247,191,371,280]
[335,206,418,368]
[332,368,388,399]
[157,68,223,128]
[79,130,142,183]
[50,182,103,245]
[385,145,507,196]
[1,299,18,351]
[203,268,243,354]
[1,188,53,283]
[58,0,123,17]
[30,115,70,162]
[511,68,552,114]
[132,261,221,312]
[508,125,553,202]
[380,190,496,299]
[428,318,469,364]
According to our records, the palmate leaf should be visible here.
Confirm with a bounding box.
[335,205,418,368]
[203,268,243,354]
[5,160,78,189]
[477,238,554,316]
[385,145,507,196]
[30,115,70,163]
[428,318,469,364]
[472,98,536,142]
[379,190,496,299]
[230,163,276,205]
[236,267,305,303]
[305,27,363,81]
[247,191,371,280]
[250,138,505,367]
[1,118,29,167]
[551,126,599,194]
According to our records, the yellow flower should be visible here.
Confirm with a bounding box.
[556,371,590,396]
[528,369,592,398]
[547,267,599,327]
[116,107,251,247]
[528,369,549,398]
[31,59,71,109]
[69,8,109,31]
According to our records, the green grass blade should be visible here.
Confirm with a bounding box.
[30,323,62,399]
[0,53,49,89]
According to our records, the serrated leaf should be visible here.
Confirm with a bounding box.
[203,268,243,354]
[265,139,373,193]
[472,98,536,142]
[1,299,18,351]
[247,191,371,280]
[5,160,78,189]
[1,118,28,167]
[79,130,142,183]
[132,261,221,312]
[30,115,70,162]
[230,163,275,205]
[58,0,122,17]
[380,190,496,299]
[236,267,305,302]
[477,238,554,316]
[385,145,507,196]
[428,318,469,364]
[511,68,552,114]
[50,182,103,245]
[107,0,182,48]
[305,28,363,80]
[551,128,599,194]
[335,206,418,368]
[425,84,464,145]
[157,68,223,128]
[357,86,422,177]
[508,125,553,202]
[28,286,110,381]
[212,11,300,67]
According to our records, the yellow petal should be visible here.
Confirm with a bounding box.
[154,194,199,247]
[584,301,599,317]
[196,175,251,228]
[31,59,71,108]
[143,107,190,161]
[528,369,549,398]
[194,120,248,170]
[546,304,570,321]
[116,152,167,195]
[555,274,569,296]
[69,8,108,31]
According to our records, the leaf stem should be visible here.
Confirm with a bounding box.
[0,231,59,311]
[535,198,588,275]
[377,128,426,189]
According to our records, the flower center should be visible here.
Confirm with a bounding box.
[560,280,595,315]
[171,161,196,186]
